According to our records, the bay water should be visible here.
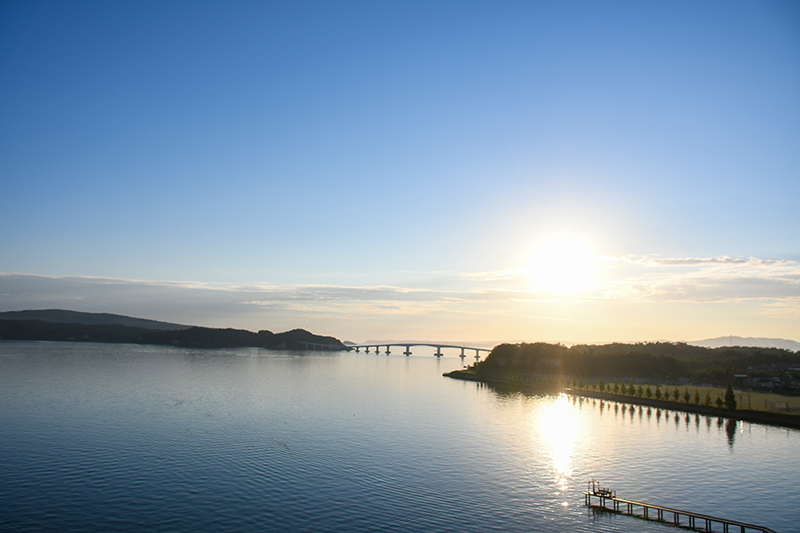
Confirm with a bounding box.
[1,341,797,532]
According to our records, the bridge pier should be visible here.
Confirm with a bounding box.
[347,343,488,360]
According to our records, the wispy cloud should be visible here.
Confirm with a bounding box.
[458,268,522,281]
[635,256,790,267]
[758,298,800,317]
[2,255,799,331]
[595,255,800,308]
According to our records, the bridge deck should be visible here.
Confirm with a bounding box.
[299,341,490,356]
[346,342,489,351]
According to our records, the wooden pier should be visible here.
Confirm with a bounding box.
[583,480,777,533]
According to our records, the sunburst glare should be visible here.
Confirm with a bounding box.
[526,238,597,294]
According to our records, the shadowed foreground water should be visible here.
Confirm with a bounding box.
[1,341,797,532]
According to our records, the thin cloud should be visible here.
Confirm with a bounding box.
[459,268,522,281]
[631,256,791,267]
[2,257,799,327]
[595,255,800,304]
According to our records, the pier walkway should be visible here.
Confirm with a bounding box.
[584,480,776,533]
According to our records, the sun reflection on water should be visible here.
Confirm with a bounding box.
[539,393,579,494]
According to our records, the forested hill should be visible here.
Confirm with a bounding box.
[476,342,800,386]
[0,311,345,350]
[0,309,190,331]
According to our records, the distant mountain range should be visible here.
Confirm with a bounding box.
[0,309,344,350]
[689,336,800,351]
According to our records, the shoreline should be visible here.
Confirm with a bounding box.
[444,370,800,430]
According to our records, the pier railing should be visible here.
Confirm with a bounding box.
[584,480,776,533]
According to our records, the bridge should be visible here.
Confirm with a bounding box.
[299,341,490,360]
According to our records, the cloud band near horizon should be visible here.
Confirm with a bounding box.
[1,253,798,343]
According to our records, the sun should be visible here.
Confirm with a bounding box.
[526,238,596,293]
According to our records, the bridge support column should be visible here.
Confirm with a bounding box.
[385,346,390,355]
[404,346,411,356]
[434,346,443,357]
[460,348,466,357]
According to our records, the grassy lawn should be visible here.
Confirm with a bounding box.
[583,378,799,414]
[473,371,800,415]
[698,387,797,413]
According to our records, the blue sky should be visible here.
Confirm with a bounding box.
[2,1,799,343]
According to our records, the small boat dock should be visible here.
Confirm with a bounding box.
[583,480,777,533]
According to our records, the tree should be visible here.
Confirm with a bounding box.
[715,395,723,408]
[673,387,680,402]
[724,383,737,410]
[627,382,636,396]
[645,384,652,398]
[704,390,711,406]
[693,388,700,405]
[578,375,584,389]
[613,380,619,394]
[598,378,605,393]
[683,387,691,403]
[655,384,662,400]
[636,384,644,397]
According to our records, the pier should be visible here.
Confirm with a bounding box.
[584,480,776,533]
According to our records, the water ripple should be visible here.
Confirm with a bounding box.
[0,341,796,532]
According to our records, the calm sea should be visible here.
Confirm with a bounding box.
[1,341,797,532]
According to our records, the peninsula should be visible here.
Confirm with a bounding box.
[446,341,800,429]
[0,309,346,351]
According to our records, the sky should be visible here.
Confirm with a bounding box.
[1,1,799,344]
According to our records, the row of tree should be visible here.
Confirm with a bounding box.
[568,376,737,410]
